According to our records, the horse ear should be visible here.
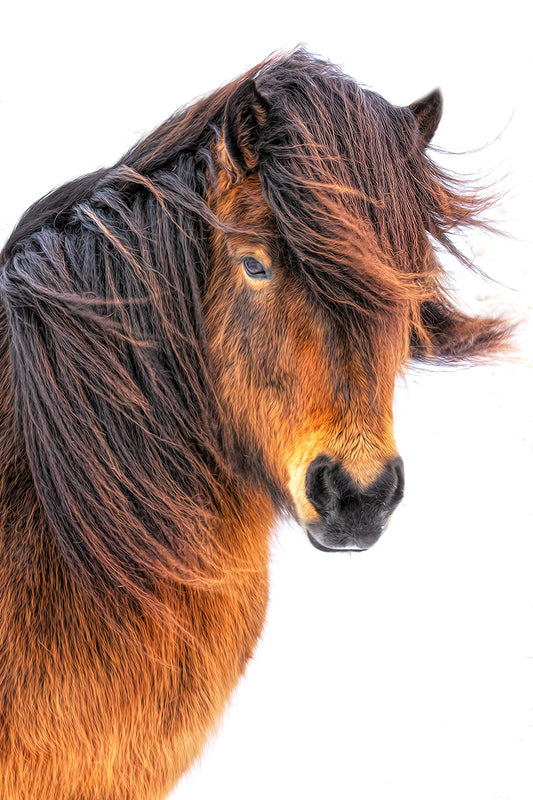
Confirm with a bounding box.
[221,79,270,176]
[408,88,443,145]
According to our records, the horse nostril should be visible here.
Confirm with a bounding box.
[382,456,405,513]
[360,456,405,519]
[305,455,343,516]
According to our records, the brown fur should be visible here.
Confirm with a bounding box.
[0,50,513,798]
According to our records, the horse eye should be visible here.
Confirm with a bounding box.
[242,257,272,281]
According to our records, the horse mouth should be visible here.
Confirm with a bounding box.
[306,529,365,553]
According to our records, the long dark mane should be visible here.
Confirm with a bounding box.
[0,90,239,625]
[0,49,510,626]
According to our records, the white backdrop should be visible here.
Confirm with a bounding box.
[1,2,532,799]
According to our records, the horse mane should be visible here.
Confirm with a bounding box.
[0,106,240,625]
[247,52,511,361]
[0,49,511,626]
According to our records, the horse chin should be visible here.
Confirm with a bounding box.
[306,529,365,553]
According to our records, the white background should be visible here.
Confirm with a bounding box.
[1,2,532,799]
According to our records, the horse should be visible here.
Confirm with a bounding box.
[0,50,512,799]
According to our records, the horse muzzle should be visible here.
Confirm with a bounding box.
[304,454,405,552]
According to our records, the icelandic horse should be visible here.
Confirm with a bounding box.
[0,50,511,798]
